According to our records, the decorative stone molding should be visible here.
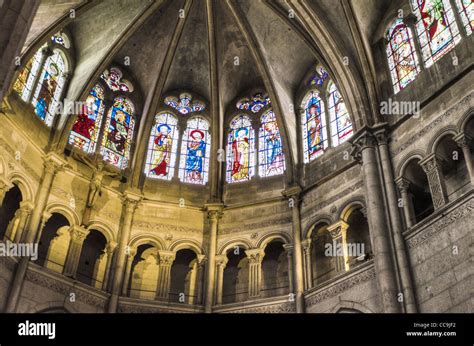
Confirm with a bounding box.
[406,197,474,248]
[420,154,448,209]
[391,93,472,157]
[157,250,176,266]
[305,264,376,307]
[395,177,411,193]
[245,248,265,264]
[69,225,90,243]
[219,217,292,234]
[222,301,296,313]
[134,222,202,234]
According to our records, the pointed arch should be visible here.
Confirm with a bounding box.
[100,96,136,169]
[226,114,255,183]
[145,112,179,180]
[178,116,211,185]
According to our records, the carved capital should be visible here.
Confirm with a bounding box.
[18,200,34,217]
[205,203,224,220]
[215,255,228,269]
[245,248,265,264]
[301,239,312,254]
[123,192,141,213]
[106,241,118,254]
[395,177,411,193]
[282,185,302,201]
[419,154,443,174]
[282,243,294,254]
[453,132,472,149]
[43,153,66,176]
[327,220,349,240]
[69,225,89,243]
[196,254,206,267]
[157,250,176,266]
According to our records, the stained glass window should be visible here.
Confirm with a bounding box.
[101,67,134,93]
[455,0,474,35]
[258,110,285,177]
[178,117,211,184]
[301,91,327,163]
[226,115,255,183]
[328,82,353,147]
[410,0,461,67]
[386,19,421,93]
[100,97,135,169]
[164,93,205,114]
[13,48,45,102]
[309,66,329,86]
[236,93,271,113]
[145,113,179,180]
[68,84,106,153]
[31,49,66,125]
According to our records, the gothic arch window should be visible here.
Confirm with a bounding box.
[68,84,106,153]
[455,0,474,35]
[301,90,327,163]
[226,114,256,183]
[12,32,72,126]
[410,0,461,67]
[328,82,353,147]
[178,116,211,185]
[100,96,136,169]
[386,18,421,93]
[259,110,285,177]
[145,112,179,180]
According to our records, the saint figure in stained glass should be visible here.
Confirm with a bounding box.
[259,111,285,177]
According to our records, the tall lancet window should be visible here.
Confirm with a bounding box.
[226,115,255,183]
[328,82,353,147]
[145,113,179,180]
[68,84,106,153]
[386,18,421,93]
[301,91,327,163]
[13,48,45,102]
[100,97,136,169]
[179,117,211,184]
[31,50,67,125]
[258,110,285,177]
[410,0,461,67]
[455,0,474,35]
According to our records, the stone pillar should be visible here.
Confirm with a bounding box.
[283,244,294,293]
[282,186,305,313]
[245,248,265,298]
[34,211,52,243]
[102,241,117,290]
[376,127,417,312]
[327,221,350,272]
[204,203,223,313]
[5,153,65,313]
[107,192,141,313]
[121,247,137,296]
[405,13,425,71]
[6,201,33,242]
[214,255,228,305]
[156,250,176,300]
[63,225,90,278]
[0,179,13,206]
[301,239,312,290]
[420,154,448,209]
[454,133,474,185]
[351,129,400,312]
[195,255,206,305]
[0,0,41,100]
[396,177,417,228]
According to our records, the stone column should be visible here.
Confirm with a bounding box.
[63,225,90,277]
[34,211,52,243]
[5,153,65,313]
[121,247,137,296]
[6,201,33,242]
[245,248,265,298]
[351,130,400,312]
[204,203,223,313]
[405,13,425,71]
[156,250,176,300]
[107,192,141,313]
[301,239,312,290]
[102,241,117,291]
[376,127,417,312]
[420,154,448,209]
[283,244,294,293]
[195,255,205,305]
[395,177,417,228]
[0,179,13,206]
[214,255,228,305]
[282,186,305,313]
[454,133,474,185]
[327,221,350,272]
